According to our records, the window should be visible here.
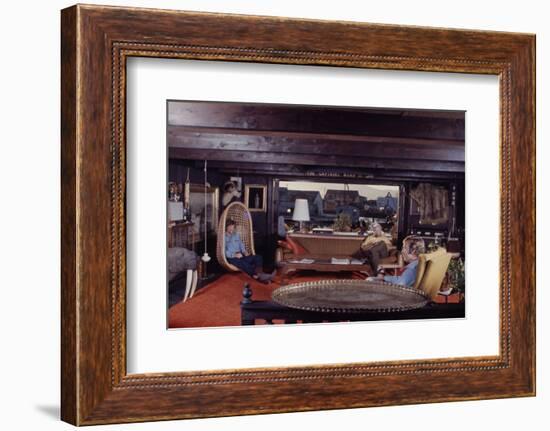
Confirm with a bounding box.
[278,180,399,232]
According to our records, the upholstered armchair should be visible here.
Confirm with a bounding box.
[412,247,452,300]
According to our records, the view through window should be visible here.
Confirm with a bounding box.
[278,180,399,234]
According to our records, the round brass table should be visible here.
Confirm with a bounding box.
[271,279,430,313]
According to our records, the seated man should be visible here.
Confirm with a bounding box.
[359,222,393,274]
[225,219,275,283]
[368,240,424,287]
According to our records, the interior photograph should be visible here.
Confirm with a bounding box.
[166,100,466,328]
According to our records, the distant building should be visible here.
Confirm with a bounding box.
[335,205,361,223]
[365,199,378,210]
[278,188,324,217]
[323,189,362,213]
[377,192,398,212]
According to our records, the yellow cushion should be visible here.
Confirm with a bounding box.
[413,248,452,299]
[413,255,428,290]
[412,248,445,290]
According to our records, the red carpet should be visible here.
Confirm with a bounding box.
[168,270,460,328]
[168,271,365,329]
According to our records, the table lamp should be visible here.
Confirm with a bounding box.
[292,198,310,232]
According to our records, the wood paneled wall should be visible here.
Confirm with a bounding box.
[167,100,466,266]
[167,100,465,174]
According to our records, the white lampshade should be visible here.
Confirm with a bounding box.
[292,199,310,222]
[168,201,184,221]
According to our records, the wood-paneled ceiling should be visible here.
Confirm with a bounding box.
[167,100,465,176]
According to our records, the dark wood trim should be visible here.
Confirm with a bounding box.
[60,5,78,425]
[167,102,465,141]
[398,183,409,244]
[169,147,465,172]
[241,299,466,325]
[167,127,466,162]
[211,161,465,181]
[61,4,535,425]
[168,125,465,147]
[166,101,465,175]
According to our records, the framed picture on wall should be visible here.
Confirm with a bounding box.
[244,184,267,212]
[188,183,219,236]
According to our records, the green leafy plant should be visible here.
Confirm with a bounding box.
[332,213,352,232]
[447,258,465,295]
[427,241,439,252]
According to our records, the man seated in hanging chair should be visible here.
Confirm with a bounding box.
[225,219,275,283]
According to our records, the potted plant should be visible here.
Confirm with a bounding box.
[332,213,352,232]
[427,241,439,252]
[447,257,465,302]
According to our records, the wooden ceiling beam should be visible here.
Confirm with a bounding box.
[169,147,464,172]
[167,100,465,141]
[168,127,465,162]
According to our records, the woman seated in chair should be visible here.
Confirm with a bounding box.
[225,219,275,283]
[368,239,424,287]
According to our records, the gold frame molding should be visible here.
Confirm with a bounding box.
[244,184,267,212]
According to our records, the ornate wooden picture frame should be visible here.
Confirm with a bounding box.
[61,4,535,425]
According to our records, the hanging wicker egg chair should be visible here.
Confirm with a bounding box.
[216,201,256,272]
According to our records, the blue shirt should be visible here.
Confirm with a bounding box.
[225,232,247,258]
[384,259,419,287]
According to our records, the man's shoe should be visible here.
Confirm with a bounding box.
[258,271,277,283]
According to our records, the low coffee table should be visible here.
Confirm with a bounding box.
[239,280,463,325]
[272,279,430,313]
[278,257,373,284]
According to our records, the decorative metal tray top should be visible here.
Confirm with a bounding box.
[271,279,430,313]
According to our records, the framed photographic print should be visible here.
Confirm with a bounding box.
[61,4,535,426]
[166,99,466,329]
[244,184,267,212]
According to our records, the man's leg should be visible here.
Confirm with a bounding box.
[227,257,256,277]
[242,255,260,275]
[250,254,263,272]
[367,242,388,273]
